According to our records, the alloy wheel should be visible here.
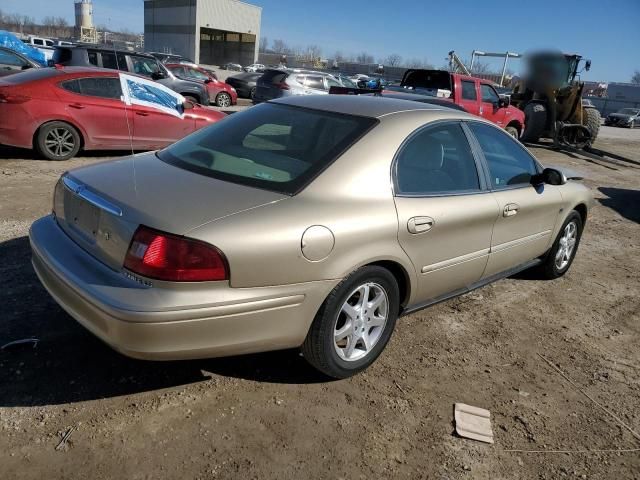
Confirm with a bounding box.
[333,282,388,362]
[555,221,577,270]
[44,128,76,158]
[217,93,231,107]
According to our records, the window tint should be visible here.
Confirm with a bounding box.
[305,76,324,90]
[77,77,122,99]
[60,79,81,94]
[461,80,477,101]
[185,67,209,81]
[101,52,128,71]
[33,39,43,46]
[88,51,98,66]
[157,103,377,194]
[0,50,25,66]
[395,123,480,195]
[469,122,538,188]
[481,84,499,103]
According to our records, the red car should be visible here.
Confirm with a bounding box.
[165,64,237,108]
[0,67,226,160]
[387,69,525,138]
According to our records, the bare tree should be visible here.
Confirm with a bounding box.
[356,52,374,64]
[333,51,345,63]
[405,57,433,69]
[632,70,640,84]
[470,60,491,74]
[384,53,403,67]
[271,39,289,54]
[259,36,269,52]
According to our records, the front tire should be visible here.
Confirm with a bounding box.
[301,266,400,379]
[506,125,519,139]
[35,121,81,161]
[538,211,583,279]
[583,107,601,146]
[521,102,547,143]
[215,92,231,107]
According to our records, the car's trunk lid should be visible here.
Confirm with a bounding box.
[54,152,287,271]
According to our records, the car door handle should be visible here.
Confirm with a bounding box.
[136,111,150,116]
[68,103,86,109]
[407,216,434,234]
[503,203,519,217]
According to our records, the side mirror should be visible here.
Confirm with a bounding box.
[531,167,567,186]
[21,64,32,70]
[498,96,510,108]
[204,78,212,84]
[151,72,166,80]
[182,100,195,110]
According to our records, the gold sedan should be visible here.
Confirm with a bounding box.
[29,95,593,378]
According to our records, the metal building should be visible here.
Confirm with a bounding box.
[144,0,261,66]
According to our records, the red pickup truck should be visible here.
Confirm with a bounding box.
[388,69,525,138]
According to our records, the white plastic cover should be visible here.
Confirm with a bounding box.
[119,73,185,118]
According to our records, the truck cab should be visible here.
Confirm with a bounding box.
[399,69,525,137]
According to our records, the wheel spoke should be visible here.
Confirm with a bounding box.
[368,292,385,312]
[344,336,357,358]
[334,321,353,341]
[358,285,370,309]
[342,303,358,321]
[369,314,385,327]
[361,331,371,352]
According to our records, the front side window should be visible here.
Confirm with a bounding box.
[130,56,160,77]
[461,80,477,101]
[469,122,538,188]
[480,84,499,104]
[325,76,341,89]
[395,123,480,195]
[185,67,209,81]
[0,50,25,66]
[157,103,377,194]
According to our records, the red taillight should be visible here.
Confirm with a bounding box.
[124,226,228,282]
[276,82,290,90]
[0,93,31,104]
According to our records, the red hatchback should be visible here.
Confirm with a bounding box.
[165,64,238,108]
[0,67,226,160]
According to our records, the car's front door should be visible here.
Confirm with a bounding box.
[0,49,30,77]
[479,83,505,127]
[393,121,498,303]
[57,76,132,149]
[467,121,563,277]
[120,73,194,148]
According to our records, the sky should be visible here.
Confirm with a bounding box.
[2,0,639,82]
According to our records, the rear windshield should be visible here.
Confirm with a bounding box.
[157,103,377,195]
[0,68,62,84]
[401,70,452,91]
[260,70,288,84]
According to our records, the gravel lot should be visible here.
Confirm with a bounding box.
[0,124,638,479]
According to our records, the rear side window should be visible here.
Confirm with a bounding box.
[101,52,129,71]
[305,76,324,90]
[52,48,72,64]
[261,71,288,85]
[157,103,377,194]
[88,51,98,66]
[60,77,122,99]
[461,80,477,101]
[469,122,538,188]
[395,123,480,195]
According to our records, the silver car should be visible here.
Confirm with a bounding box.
[253,69,345,103]
[29,95,593,378]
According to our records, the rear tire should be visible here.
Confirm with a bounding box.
[301,266,400,379]
[583,107,601,146]
[521,102,547,143]
[35,121,81,161]
[249,87,256,99]
[537,211,583,279]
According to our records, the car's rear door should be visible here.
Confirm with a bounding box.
[57,76,132,149]
[393,121,498,303]
[303,75,328,95]
[467,121,563,277]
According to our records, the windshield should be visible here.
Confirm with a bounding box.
[618,108,639,115]
[157,103,377,194]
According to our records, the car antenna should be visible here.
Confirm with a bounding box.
[113,44,137,194]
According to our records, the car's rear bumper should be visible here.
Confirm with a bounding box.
[30,215,337,360]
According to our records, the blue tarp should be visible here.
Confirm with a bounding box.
[0,30,46,66]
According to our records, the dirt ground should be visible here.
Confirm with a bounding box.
[0,126,639,480]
